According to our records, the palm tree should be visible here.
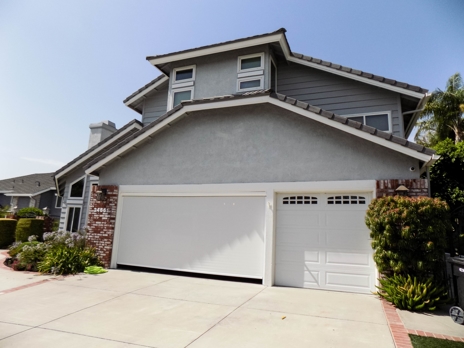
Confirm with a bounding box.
[415,73,464,146]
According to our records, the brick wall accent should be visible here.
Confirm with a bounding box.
[376,179,429,198]
[86,185,119,267]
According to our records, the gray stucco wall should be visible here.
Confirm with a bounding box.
[277,62,404,137]
[169,45,270,101]
[142,82,168,125]
[99,104,420,186]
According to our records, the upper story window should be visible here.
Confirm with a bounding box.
[346,112,391,132]
[69,177,85,198]
[173,65,195,84]
[170,65,196,109]
[237,53,264,92]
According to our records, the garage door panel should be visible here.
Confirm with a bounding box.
[276,229,320,246]
[275,192,375,294]
[326,251,370,266]
[325,272,371,289]
[277,211,321,228]
[117,195,265,278]
[325,229,371,249]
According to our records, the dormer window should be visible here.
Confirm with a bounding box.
[237,53,264,92]
[169,65,196,109]
[346,112,392,132]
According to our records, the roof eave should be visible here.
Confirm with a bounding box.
[404,92,432,138]
[147,32,287,66]
[86,94,434,175]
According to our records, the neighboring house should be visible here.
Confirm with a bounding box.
[54,120,143,232]
[0,173,60,218]
[60,28,437,294]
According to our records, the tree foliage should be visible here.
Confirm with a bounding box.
[415,72,464,146]
[430,139,464,253]
[365,196,450,281]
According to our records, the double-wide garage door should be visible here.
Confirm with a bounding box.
[275,193,376,294]
[116,195,265,279]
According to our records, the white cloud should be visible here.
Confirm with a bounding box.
[20,157,66,167]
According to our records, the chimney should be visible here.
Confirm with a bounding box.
[88,120,117,149]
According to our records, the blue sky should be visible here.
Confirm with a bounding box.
[0,0,463,179]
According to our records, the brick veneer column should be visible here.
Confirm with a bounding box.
[376,179,429,198]
[86,185,118,267]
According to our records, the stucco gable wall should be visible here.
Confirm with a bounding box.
[99,104,420,186]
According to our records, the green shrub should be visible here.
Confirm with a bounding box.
[15,219,44,242]
[365,196,450,281]
[38,246,102,275]
[17,207,43,218]
[377,274,448,311]
[9,241,40,257]
[43,230,86,249]
[0,218,17,248]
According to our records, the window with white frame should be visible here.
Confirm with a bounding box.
[346,112,391,132]
[237,53,264,92]
[66,206,81,232]
[55,195,62,209]
[170,65,196,109]
[69,177,85,198]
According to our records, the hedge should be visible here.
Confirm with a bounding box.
[0,218,17,248]
[15,218,44,242]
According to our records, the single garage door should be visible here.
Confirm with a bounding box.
[275,193,375,293]
[116,195,265,279]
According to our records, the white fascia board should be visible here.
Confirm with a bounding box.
[5,187,55,197]
[286,56,425,100]
[124,76,169,106]
[404,93,432,138]
[148,33,285,66]
[86,96,431,174]
[268,98,432,162]
[0,190,13,194]
[55,123,143,181]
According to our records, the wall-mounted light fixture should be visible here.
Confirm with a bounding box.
[43,207,49,216]
[395,185,409,196]
[96,188,108,201]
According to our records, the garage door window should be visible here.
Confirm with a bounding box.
[327,195,366,205]
[282,196,318,205]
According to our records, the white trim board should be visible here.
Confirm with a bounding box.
[148,34,284,66]
[86,96,432,175]
[124,76,169,106]
[4,187,56,197]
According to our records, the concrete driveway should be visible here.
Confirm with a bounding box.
[0,266,394,348]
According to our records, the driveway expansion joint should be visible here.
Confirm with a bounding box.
[183,286,268,347]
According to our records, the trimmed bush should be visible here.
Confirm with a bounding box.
[365,196,450,281]
[17,207,43,218]
[15,218,44,242]
[0,218,17,248]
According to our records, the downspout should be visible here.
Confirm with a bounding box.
[426,166,431,197]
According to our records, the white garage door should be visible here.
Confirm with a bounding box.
[116,195,265,279]
[275,193,375,293]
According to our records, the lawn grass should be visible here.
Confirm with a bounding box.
[410,334,464,348]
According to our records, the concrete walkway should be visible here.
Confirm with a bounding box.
[0,254,393,348]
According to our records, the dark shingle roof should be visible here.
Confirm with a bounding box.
[291,52,428,94]
[54,119,143,177]
[146,28,287,61]
[87,90,434,173]
[0,173,55,195]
